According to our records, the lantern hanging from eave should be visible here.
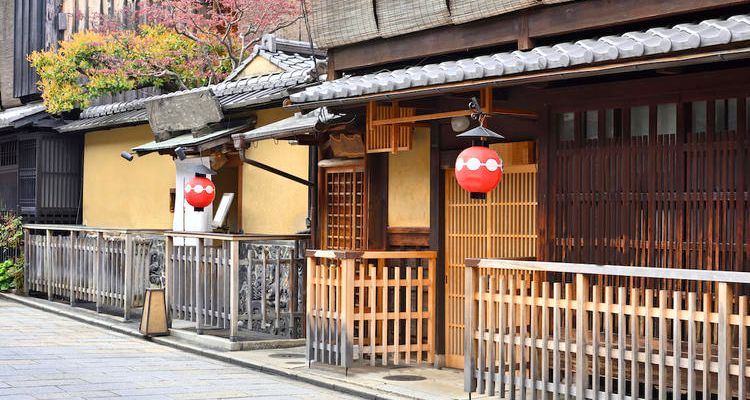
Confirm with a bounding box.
[455,146,503,197]
[184,176,215,210]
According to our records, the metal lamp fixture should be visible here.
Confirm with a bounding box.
[193,164,218,176]
[454,96,505,200]
[120,151,134,161]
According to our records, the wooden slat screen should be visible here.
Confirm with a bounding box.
[323,165,365,250]
[445,163,538,368]
[548,99,750,284]
[366,103,415,153]
[306,250,437,367]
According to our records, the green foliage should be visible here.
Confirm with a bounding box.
[0,213,23,250]
[0,213,23,291]
[0,260,15,291]
[29,25,231,114]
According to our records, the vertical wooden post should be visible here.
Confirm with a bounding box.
[718,282,733,400]
[123,233,134,320]
[164,234,173,326]
[340,257,355,369]
[464,263,477,393]
[95,232,102,313]
[22,228,30,295]
[306,255,315,361]
[575,273,589,398]
[229,239,240,341]
[69,231,77,306]
[45,230,52,300]
[195,238,204,334]
[428,256,436,365]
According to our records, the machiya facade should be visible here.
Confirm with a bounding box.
[12,0,750,398]
[252,0,750,397]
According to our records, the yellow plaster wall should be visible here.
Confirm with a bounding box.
[388,128,430,228]
[241,108,309,234]
[234,57,284,80]
[83,125,175,229]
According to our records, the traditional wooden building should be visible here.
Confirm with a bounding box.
[243,0,750,397]
[24,36,323,339]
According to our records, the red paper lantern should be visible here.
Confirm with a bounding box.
[184,176,215,209]
[454,146,503,194]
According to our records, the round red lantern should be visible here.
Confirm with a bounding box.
[184,176,215,209]
[455,146,503,195]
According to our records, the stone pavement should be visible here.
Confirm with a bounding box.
[0,298,358,400]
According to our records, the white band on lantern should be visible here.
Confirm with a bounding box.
[456,157,503,172]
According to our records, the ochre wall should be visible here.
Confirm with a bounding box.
[83,125,175,229]
[241,108,309,234]
[388,127,430,228]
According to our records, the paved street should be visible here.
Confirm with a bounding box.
[0,299,358,400]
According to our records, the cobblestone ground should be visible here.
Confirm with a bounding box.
[0,299,358,400]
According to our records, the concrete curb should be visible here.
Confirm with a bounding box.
[0,293,412,400]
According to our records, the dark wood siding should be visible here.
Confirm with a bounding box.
[13,0,45,99]
[541,71,750,278]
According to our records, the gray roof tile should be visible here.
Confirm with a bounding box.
[290,14,750,105]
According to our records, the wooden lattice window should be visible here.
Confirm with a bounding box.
[322,163,366,250]
[366,102,415,153]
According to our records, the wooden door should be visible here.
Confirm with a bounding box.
[321,163,366,250]
[444,163,538,368]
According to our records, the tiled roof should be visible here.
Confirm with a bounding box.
[224,35,322,81]
[60,70,316,133]
[233,107,344,144]
[290,14,750,104]
[0,103,46,129]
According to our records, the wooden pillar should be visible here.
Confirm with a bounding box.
[340,257,355,369]
[463,263,477,392]
[45,230,52,300]
[94,232,102,313]
[22,228,30,295]
[195,238,204,334]
[68,231,76,306]
[429,122,446,364]
[427,256,436,365]
[164,234,173,327]
[229,239,240,341]
[123,234,134,320]
[306,255,315,361]
[537,108,550,262]
[718,282,733,400]
[366,153,388,250]
[576,273,590,396]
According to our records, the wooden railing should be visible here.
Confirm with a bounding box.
[23,224,165,319]
[464,259,750,399]
[165,232,308,341]
[305,250,437,369]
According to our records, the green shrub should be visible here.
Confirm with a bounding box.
[0,259,14,291]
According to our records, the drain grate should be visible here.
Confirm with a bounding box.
[286,361,306,365]
[268,353,306,359]
[382,375,426,382]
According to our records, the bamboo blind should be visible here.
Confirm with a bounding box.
[323,166,365,250]
[365,103,415,154]
[445,163,538,368]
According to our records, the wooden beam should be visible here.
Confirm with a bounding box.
[370,107,537,127]
[330,0,750,72]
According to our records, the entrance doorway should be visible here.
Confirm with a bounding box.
[444,142,538,368]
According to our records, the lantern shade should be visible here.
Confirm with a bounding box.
[454,146,503,194]
[456,125,504,141]
[184,176,216,209]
